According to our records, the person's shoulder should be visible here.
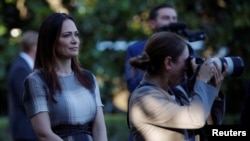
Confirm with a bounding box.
[82,69,94,76]
[128,40,147,47]
[26,69,44,81]
[128,40,147,49]
[82,69,96,81]
[81,69,96,89]
[9,55,27,68]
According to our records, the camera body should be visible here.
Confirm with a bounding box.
[157,22,206,42]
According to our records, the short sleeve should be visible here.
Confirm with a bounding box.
[93,75,104,107]
[22,72,49,118]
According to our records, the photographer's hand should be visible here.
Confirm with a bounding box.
[210,62,227,93]
[196,57,215,83]
[189,57,198,73]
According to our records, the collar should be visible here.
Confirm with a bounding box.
[19,52,34,69]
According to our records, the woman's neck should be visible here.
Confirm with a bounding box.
[145,72,169,91]
[55,59,73,76]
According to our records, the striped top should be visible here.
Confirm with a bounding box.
[128,73,218,141]
[23,69,103,128]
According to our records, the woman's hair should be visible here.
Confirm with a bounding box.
[130,31,187,74]
[35,13,94,102]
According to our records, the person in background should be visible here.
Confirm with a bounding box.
[22,13,108,141]
[7,30,39,141]
[128,31,227,141]
[125,3,178,94]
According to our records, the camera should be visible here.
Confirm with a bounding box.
[186,56,244,79]
[157,22,206,42]
[185,56,244,92]
[159,22,245,77]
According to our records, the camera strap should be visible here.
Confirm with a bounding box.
[186,64,202,93]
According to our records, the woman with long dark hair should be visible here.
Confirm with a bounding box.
[23,13,108,141]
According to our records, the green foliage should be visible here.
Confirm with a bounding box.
[105,114,129,141]
[0,116,11,141]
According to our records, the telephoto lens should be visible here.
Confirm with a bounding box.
[186,56,244,78]
[210,56,244,77]
[185,56,244,93]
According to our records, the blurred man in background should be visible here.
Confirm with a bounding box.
[125,3,178,94]
[7,30,38,141]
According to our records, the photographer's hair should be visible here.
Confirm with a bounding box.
[130,32,187,75]
[35,13,94,102]
[149,3,175,20]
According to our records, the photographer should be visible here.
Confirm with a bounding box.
[127,32,227,141]
[126,2,228,141]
